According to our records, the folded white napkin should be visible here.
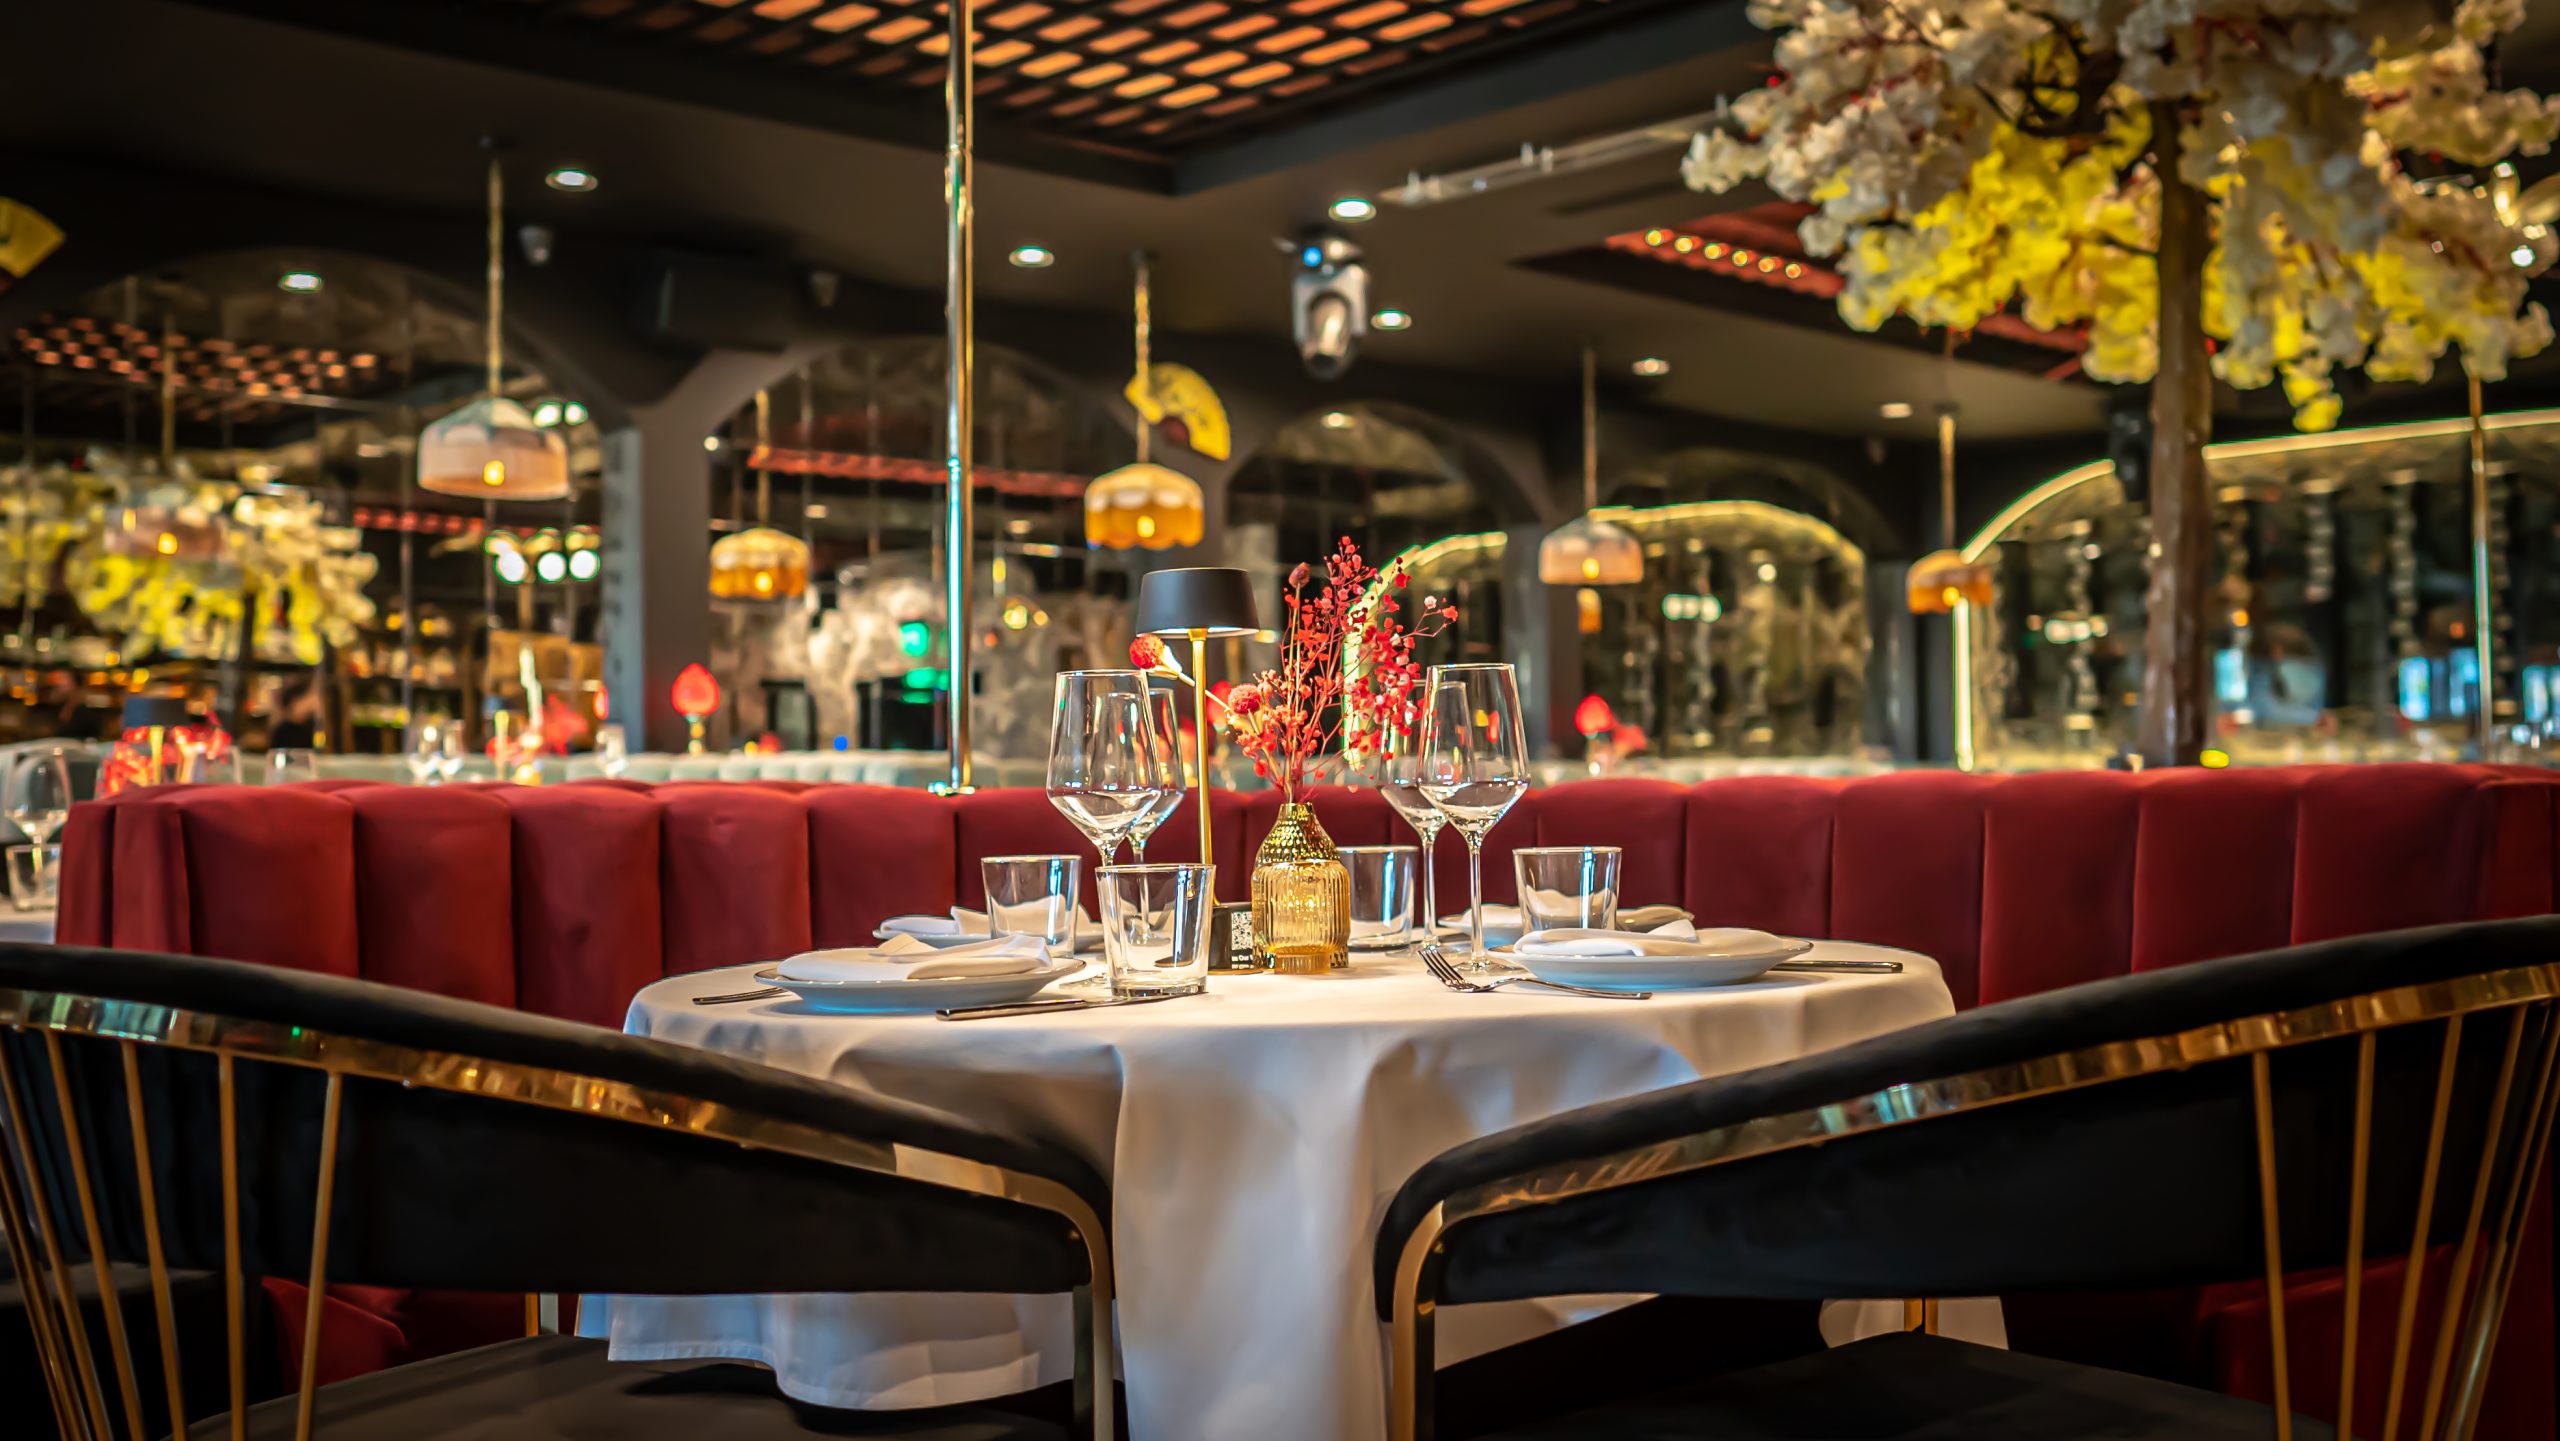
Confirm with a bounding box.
[879,905,1099,938]
[1513,920,1788,959]
[1446,903,1693,930]
[778,933,1051,982]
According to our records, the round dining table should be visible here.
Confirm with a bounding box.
[584,941,1972,1441]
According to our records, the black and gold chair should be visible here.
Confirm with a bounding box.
[1377,916,2560,1441]
[0,942,1116,1441]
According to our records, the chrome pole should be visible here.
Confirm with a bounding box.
[938,0,977,793]
[2470,370,2496,755]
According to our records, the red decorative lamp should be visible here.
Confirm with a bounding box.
[671,663,721,754]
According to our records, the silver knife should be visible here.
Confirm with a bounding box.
[1768,959,1903,974]
[938,992,1186,1021]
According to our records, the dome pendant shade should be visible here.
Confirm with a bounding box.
[1085,461,1204,549]
[1537,513,1643,585]
[419,396,570,501]
[1906,548,1994,614]
[709,525,813,601]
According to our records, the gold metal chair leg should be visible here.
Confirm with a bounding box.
[2416,1009,2526,1441]
[220,1053,248,1441]
[0,1071,81,1441]
[2249,1052,2293,1441]
[2448,1004,2560,1441]
[1067,1206,1116,1441]
[2383,1016,2464,1441]
[2337,1031,2376,1441]
[1388,1213,1445,1441]
[295,1072,346,1441]
[121,1043,190,1432]
[1,1047,111,1441]
[44,1033,150,1441]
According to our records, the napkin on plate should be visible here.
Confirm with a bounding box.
[778,933,1052,982]
[1445,902,1694,930]
[1512,919,1789,959]
[879,905,1099,938]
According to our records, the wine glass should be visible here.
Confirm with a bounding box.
[268,749,318,785]
[407,720,445,785]
[6,748,74,848]
[436,723,467,783]
[1126,688,1186,863]
[1047,670,1165,872]
[1418,664,1531,972]
[1374,715,1447,940]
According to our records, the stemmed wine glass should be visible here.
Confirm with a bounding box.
[437,724,467,783]
[1374,715,1447,940]
[6,748,73,849]
[1126,687,1186,863]
[1418,664,1531,972]
[1047,670,1167,871]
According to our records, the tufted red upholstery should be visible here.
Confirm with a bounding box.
[51,763,2560,1437]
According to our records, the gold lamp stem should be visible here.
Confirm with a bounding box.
[939,0,977,794]
[484,153,504,400]
[1133,252,1152,467]
[1580,343,1597,512]
[1190,628,1212,872]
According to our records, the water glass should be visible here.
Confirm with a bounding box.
[269,749,319,785]
[982,854,1083,957]
[1338,845,1419,948]
[595,723,630,779]
[406,721,446,785]
[6,843,58,912]
[1513,846,1623,933]
[1097,863,1212,998]
[6,747,74,849]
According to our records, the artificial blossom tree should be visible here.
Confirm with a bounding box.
[1687,0,2559,764]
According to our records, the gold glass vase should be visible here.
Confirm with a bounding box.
[1252,801,1350,973]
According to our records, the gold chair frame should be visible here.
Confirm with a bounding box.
[1385,960,2560,1441]
[0,986,1118,1441]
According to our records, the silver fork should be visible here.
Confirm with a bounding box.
[1419,943,1650,1000]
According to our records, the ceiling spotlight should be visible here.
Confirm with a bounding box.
[1879,401,1914,419]
[1328,196,1377,223]
[277,271,323,294]
[1322,410,1355,429]
[1370,308,1412,331]
[545,167,599,193]
[1632,357,1671,378]
[703,435,721,452]
[1008,245,1056,269]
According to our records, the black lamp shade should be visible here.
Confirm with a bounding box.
[1134,567,1260,638]
[121,695,193,731]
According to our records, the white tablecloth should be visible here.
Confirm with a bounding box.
[0,906,56,944]
[587,943,1965,1441]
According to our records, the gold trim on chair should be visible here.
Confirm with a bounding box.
[1385,960,2560,1441]
[0,986,1120,1441]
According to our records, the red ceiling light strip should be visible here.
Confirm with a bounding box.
[751,445,1090,499]
[1607,217,2086,356]
[347,508,489,536]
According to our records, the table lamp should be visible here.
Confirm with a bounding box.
[1132,567,1258,871]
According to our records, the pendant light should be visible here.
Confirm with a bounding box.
[105,303,228,562]
[1906,333,1994,613]
[1085,251,1205,549]
[419,146,567,501]
[1537,345,1641,585]
[709,388,812,601]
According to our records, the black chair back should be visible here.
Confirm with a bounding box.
[1378,917,2560,1441]
[0,943,1116,1441]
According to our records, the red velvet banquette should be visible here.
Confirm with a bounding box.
[55,763,2560,1436]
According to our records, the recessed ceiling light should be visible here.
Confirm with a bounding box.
[545,167,599,193]
[805,502,830,520]
[1322,411,1355,429]
[1370,308,1411,331]
[1328,196,1377,223]
[1009,245,1056,269]
[703,435,722,452]
[1632,357,1671,378]
[1879,401,1914,419]
[277,271,323,294]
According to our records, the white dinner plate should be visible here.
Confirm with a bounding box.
[1438,911,1525,949]
[752,958,1082,1013]
[1507,936,1815,991]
